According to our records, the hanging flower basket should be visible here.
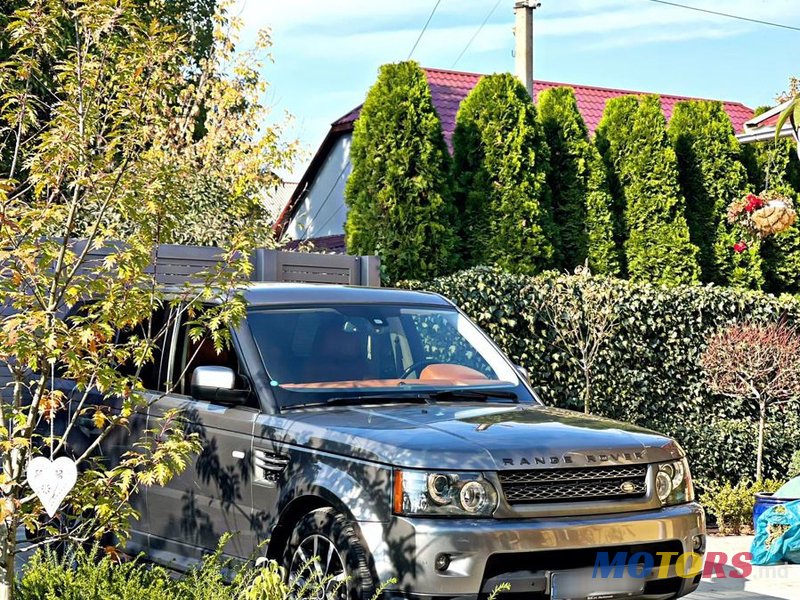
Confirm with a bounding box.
[727,191,797,252]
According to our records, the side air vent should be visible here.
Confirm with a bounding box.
[254,449,290,485]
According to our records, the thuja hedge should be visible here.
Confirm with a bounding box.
[400,266,800,486]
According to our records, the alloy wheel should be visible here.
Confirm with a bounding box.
[289,533,347,600]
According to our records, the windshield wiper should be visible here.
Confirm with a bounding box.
[286,393,432,410]
[428,389,519,403]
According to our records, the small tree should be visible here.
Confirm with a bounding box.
[538,86,620,276]
[0,2,294,597]
[669,100,761,288]
[536,269,619,414]
[620,96,700,285]
[345,61,457,283]
[452,73,554,274]
[701,322,800,482]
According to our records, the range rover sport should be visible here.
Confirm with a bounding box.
[93,283,705,600]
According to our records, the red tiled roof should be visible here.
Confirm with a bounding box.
[334,67,754,148]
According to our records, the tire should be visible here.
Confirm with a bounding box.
[282,507,376,600]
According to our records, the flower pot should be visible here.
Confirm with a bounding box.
[754,491,798,527]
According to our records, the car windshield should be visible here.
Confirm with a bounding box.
[246,304,536,408]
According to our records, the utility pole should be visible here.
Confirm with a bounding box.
[514,1,541,98]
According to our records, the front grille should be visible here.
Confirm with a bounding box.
[498,465,648,504]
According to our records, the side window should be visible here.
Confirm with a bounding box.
[172,310,255,407]
[115,306,175,392]
[60,303,175,393]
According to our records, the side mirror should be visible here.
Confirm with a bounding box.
[514,364,530,383]
[191,366,249,406]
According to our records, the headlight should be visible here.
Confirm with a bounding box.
[393,470,498,517]
[655,458,694,506]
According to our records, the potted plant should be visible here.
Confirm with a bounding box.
[728,191,797,254]
[700,322,800,518]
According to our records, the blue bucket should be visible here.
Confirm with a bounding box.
[754,492,797,527]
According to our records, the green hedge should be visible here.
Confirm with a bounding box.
[400,266,800,486]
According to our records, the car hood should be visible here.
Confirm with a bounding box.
[265,403,683,470]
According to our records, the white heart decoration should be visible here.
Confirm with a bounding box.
[26,456,78,518]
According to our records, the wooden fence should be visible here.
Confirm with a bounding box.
[73,243,381,287]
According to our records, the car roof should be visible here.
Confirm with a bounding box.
[240,283,452,308]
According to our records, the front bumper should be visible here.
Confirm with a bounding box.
[360,502,706,599]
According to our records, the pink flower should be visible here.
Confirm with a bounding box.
[733,241,748,253]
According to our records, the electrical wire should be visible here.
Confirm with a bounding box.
[408,0,444,59]
[644,0,800,32]
[452,0,504,68]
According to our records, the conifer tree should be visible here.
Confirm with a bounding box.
[345,61,457,282]
[452,73,554,274]
[669,100,762,288]
[595,95,640,276]
[538,86,620,275]
[600,95,700,284]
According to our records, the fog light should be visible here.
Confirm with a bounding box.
[692,534,705,552]
[434,553,451,572]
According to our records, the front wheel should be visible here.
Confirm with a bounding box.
[282,508,375,600]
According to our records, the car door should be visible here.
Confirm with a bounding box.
[146,314,259,566]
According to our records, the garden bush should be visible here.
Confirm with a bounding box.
[400,266,800,485]
[15,538,348,600]
[701,480,784,535]
[790,451,800,479]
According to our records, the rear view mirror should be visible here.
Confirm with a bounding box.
[191,366,249,406]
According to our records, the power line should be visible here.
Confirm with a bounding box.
[452,0,503,68]
[644,0,800,32]
[408,0,444,59]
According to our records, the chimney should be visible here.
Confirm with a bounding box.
[514,1,540,98]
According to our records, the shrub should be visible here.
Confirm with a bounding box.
[16,539,335,599]
[701,480,784,535]
[452,73,554,274]
[345,61,457,283]
[790,451,800,479]
[669,100,761,288]
[538,86,620,275]
[399,266,800,484]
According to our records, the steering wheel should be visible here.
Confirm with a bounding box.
[400,359,438,380]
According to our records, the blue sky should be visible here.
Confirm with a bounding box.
[237,0,800,179]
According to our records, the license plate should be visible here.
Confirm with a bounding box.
[550,569,645,600]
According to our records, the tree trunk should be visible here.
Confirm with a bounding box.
[583,364,592,414]
[756,398,767,483]
[0,517,15,600]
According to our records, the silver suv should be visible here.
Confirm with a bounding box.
[103,283,705,600]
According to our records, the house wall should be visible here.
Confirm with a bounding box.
[286,133,352,240]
